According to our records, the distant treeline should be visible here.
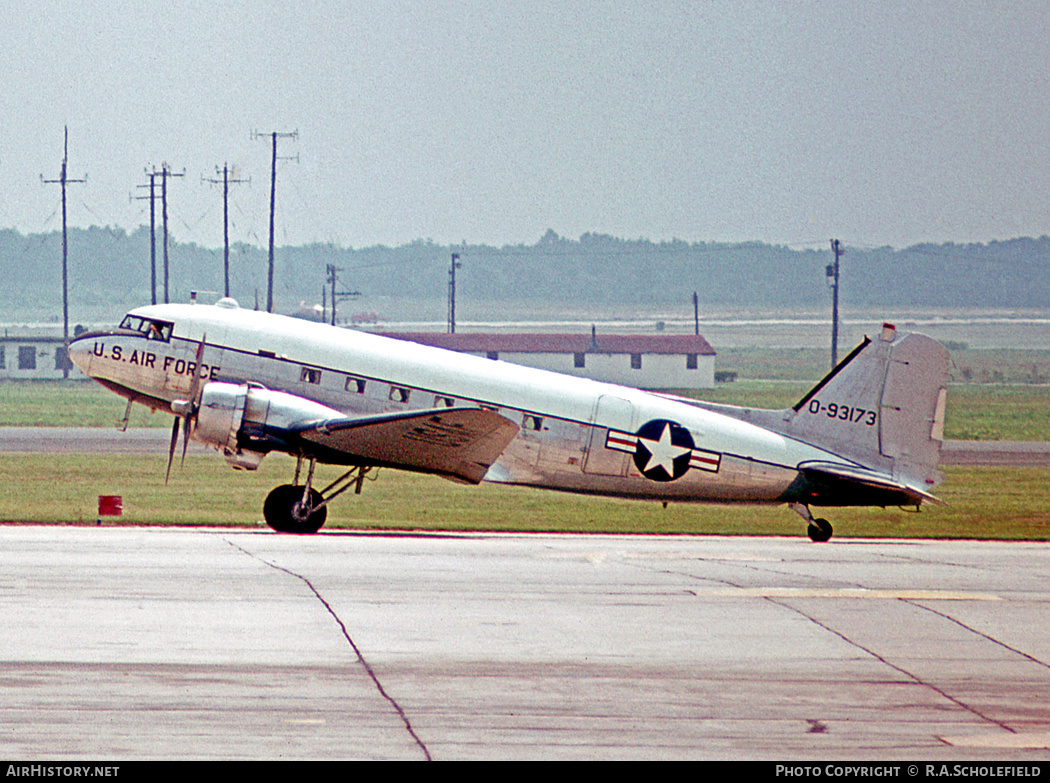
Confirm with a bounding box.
[2,226,1048,319]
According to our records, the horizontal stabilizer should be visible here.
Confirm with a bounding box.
[790,461,944,508]
[293,407,520,484]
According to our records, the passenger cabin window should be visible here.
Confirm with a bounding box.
[345,377,367,394]
[434,396,455,407]
[389,386,411,403]
[119,315,173,342]
[300,367,322,384]
[523,414,544,431]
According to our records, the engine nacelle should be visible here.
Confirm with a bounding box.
[194,382,343,470]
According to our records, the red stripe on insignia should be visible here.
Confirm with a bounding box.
[606,431,637,453]
[690,451,721,472]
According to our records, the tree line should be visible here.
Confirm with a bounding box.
[2,226,1048,320]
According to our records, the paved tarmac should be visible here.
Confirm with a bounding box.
[2,526,1050,760]
[0,427,206,454]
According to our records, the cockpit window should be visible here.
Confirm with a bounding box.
[119,315,173,342]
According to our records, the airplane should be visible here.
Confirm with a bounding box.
[67,298,950,541]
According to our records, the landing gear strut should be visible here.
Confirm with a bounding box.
[790,503,833,543]
[262,457,375,534]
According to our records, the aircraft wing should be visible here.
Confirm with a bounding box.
[795,461,945,508]
[291,407,520,484]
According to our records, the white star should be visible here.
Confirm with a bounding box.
[638,423,691,477]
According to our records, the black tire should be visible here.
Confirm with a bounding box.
[807,518,833,543]
[263,484,327,534]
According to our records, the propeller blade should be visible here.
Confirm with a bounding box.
[180,411,192,467]
[187,333,207,406]
[176,334,208,471]
[165,335,208,482]
[165,416,180,484]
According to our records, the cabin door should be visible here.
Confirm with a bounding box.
[583,395,636,476]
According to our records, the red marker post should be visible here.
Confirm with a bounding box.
[97,495,123,525]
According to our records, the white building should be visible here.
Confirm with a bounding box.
[378,331,717,390]
[0,335,77,380]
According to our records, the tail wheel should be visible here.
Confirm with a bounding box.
[264,484,328,534]
[807,518,833,543]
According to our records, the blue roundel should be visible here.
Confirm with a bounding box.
[633,419,695,482]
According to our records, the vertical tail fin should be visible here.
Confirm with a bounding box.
[784,324,950,492]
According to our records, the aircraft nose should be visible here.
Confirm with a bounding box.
[67,335,94,375]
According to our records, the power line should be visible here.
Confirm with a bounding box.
[448,253,462,333]
[133,170,160,304]
[41,126,86,378]
[252,129,298,313]
[325,264,361,326]
[828,239,843,367]
[147,163,185,304]
[203,164,250,298]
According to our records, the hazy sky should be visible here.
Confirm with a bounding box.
[4,1,1049,251]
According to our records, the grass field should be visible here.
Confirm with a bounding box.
[0,454,1045,540]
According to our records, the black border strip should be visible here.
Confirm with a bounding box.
[791,337,872,412]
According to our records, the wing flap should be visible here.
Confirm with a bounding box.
[294,407,520,484]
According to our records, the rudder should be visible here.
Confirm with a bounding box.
[784,324,949,492]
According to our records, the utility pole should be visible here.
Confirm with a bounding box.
[202,164,250,298]
[133,170,159,305]
[149,164,185,304]
[252,129,298,313]
[41,126,86,379]
[325,264,361,326]
[692,291,699,336]
[828,239,844,367]
[448,253,462,333]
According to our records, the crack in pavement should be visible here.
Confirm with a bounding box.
[637,555,1023,735]
[649,556,1042,735]
[225,538,431,761]
[767,596,1018,734]
[907,600,1050,671]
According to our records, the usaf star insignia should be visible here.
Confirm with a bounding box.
[605,419,722,482]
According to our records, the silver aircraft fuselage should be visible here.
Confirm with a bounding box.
[69,301,850,505]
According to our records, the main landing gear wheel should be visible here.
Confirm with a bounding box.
[807,518,833,543]
[264,484,327,534]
